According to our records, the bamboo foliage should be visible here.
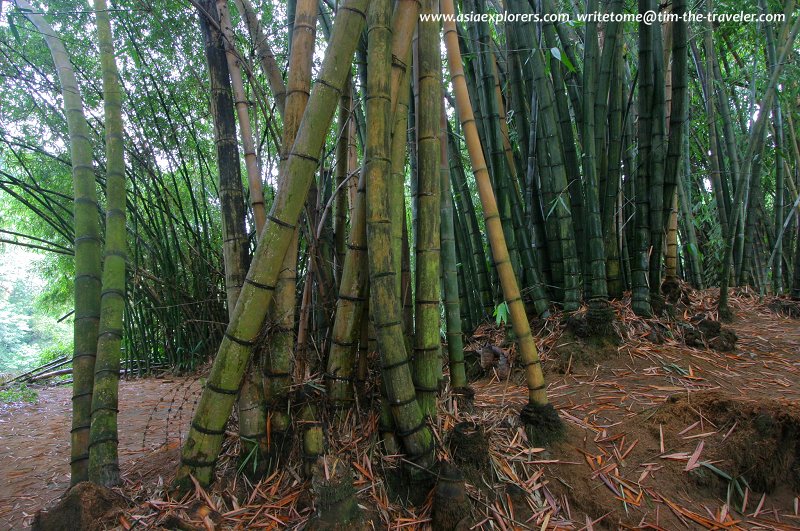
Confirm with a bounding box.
[8,0,800,504]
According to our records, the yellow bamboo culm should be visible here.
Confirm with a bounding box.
[441,0,563,445]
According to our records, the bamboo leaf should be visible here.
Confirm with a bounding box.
[493,301,509,326]
[686,242,703,260]
[9,18,21,44]
[549,46,576,72]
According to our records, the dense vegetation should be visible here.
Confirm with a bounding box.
[0,0,798,512]
[0,251,71,375]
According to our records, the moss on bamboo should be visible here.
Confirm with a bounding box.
[18,0,104,486]
[413,0,443,417]
[366,0,436,473]
[88,0,127,487]
[174,0,370,490]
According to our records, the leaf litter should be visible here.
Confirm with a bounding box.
[2,287,799,529]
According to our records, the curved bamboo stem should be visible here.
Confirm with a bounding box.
[16,0,103,486]
[175,0,369,488]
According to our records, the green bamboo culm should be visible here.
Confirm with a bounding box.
[632,0,654,316]
[264,0,317,461]
[198,0,258,471]
[88,0,127,487]
[325,166,368,409]
[439,106,466,390]
[16,0,104,486]
[717,15,800,317]
[174,0,369,489]
[333,75,352,286]
[647,2,667,309]
[365,0,436,472]
[580,0,613,330]
[442,0,563,446]
[390,50,412,330]
[326,7,417,412]
[198,0,250,315]
[412,0,442,417]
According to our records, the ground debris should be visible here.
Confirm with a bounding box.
[767,297,800,318]
[31,482,126,531]
[4,291,800,530]
[684,315,738,351]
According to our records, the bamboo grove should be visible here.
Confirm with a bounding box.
[1,0,799,491]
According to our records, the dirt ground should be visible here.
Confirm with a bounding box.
[523,292,800,529]
[0,291,798,529]
[0,377,202,530]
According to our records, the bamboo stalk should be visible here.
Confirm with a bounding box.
[440,105,466,390]
[175,0,369,489]
[367,0,436,471]
[17,0,104,486]
[442,0,551,409]
[218,0,267,233]
[231,0,287,117]
[412,0,443,417]
[88,0,128,487]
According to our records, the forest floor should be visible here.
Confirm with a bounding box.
[0,288,799,530]
[0,377,202,530]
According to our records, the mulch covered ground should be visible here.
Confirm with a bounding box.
[0,378,202,530]
[1,288,799,529]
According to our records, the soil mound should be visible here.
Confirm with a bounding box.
[652,391,800,493]
[768,298,800,318]
[684,316,738,351]
[548,329,619,374]
[447,421,490,483]
[31,482,125,531]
